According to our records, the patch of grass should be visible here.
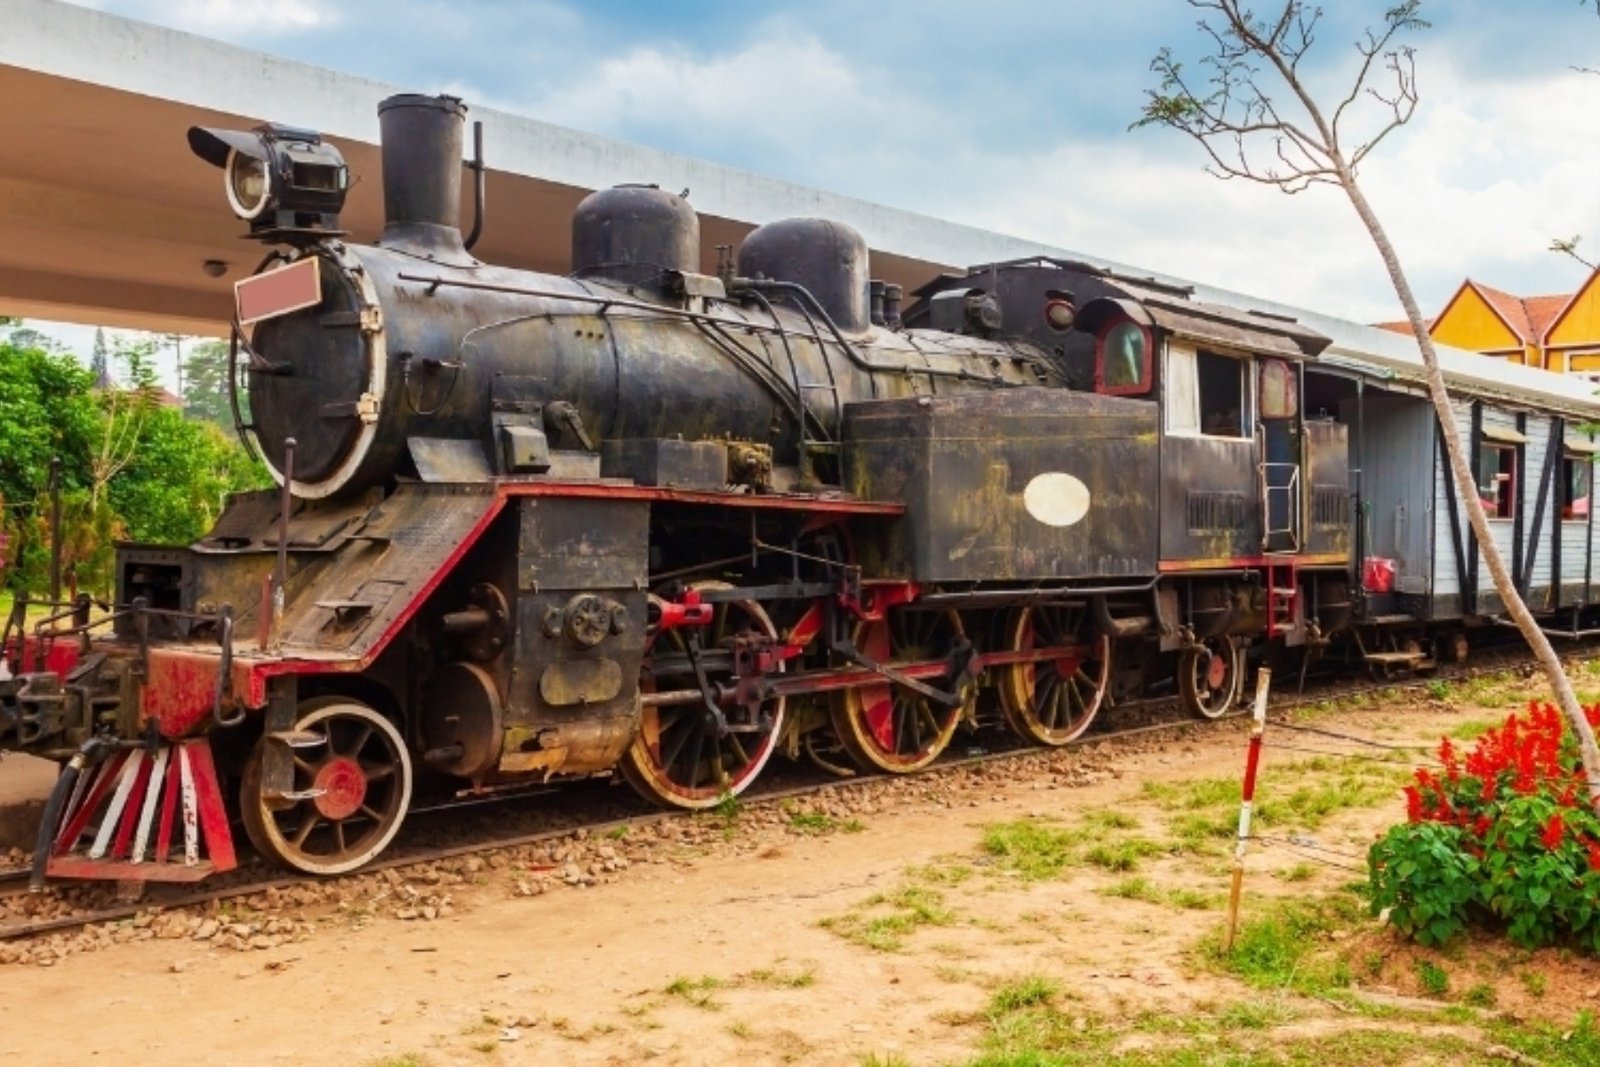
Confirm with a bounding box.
[1490,1012,1600,1067]
[604,825,630,839]
[1456,673,1511,707]
[959,1005,1490,1066]
[1100,876,1160,903]
[981,820,1075,880]
[1081,809,1139,831]
[1415,958,1450,997]
[1165,887,1221,911]
[987,975,1059,1014]
[936,963,979,983]
[1449,717,1499,741]
[1256,767,1404,829]
[365,1056,429,1067]
[821,885,957,952]
[1084,837,1163,872]
[1276,862,1316,882]
[1168,810,1235,852]
[1172,777,1241,809]
[1522,970,1548,997]
[1462,982,1497,1008]
[1204,897,1361,995]
[746,965,816,988]
[860,1055,913,1067]
[468,1040,498,1055]
[908,861,975,885]
[664,974,724,1010]
[787,809,839,835]
[726,1019,753,1040]
[1215,996,1299,1030]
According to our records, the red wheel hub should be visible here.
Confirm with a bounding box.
[312,758,367,820]
[1206,651,1229,690]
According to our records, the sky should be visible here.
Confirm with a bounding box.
[23,0,1600,368]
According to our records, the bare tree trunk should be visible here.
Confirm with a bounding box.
[1339,176,1600,804]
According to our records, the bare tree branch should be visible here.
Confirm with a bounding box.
[1551,235,1598,272]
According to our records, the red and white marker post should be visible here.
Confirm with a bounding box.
[1224,666,1272,952]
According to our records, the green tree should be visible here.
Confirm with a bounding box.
[0,331,269,596]
[89,327,110,387]
[0,334,103,593]
[182,339,236,428]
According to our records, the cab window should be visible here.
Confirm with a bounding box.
[1094,317,1152,395]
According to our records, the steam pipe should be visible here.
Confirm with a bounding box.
[30,736,109,890]
[272,438,295,652]
[464,120,486,252]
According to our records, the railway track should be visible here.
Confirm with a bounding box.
[0,642,1575,946]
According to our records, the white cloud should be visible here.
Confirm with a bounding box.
[506,21,1600,328]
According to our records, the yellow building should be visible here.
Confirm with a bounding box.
[1543,271,1600,375]
[1382,271,1600,375]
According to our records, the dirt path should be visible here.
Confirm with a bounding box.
[3,682,1596,1066]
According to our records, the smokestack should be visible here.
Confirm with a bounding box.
[377,93,467,252]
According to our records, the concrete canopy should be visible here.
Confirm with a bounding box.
[0,0,1068,338]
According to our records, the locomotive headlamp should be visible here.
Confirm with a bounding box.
[1042,289,1077,332]
[225,149,271,220]
[187,123,349,243]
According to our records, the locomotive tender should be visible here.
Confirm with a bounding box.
[3,92,1598,884]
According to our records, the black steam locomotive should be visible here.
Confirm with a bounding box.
[5,92,1588,884]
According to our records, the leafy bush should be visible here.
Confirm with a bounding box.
[1368,702,1600,951]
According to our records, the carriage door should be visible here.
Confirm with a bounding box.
[1258,358,1302,553]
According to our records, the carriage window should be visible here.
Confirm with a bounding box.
[1563,451,1592,521]
[1094,318,1152,395]
[1477,444,1516,519]
[1259,359,1297,419]
[1197,350,1247,438]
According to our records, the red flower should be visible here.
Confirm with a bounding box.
[1403,786,1422,823]
[1587,840,1600,872]
[1541,813,1566,851]
[1473,816,1492,838]
[1439,737,1459,782]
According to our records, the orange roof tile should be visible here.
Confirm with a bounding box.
[1374,319,1422,336]
[1524,295,1570,339]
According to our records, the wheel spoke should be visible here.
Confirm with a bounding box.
[683,728,706,789]
[363,761,397,782]
[292,812,319,848]
[346,723,373,758]
[658,714,694,770]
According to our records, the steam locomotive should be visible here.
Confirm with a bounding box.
[4,92,1596,884]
